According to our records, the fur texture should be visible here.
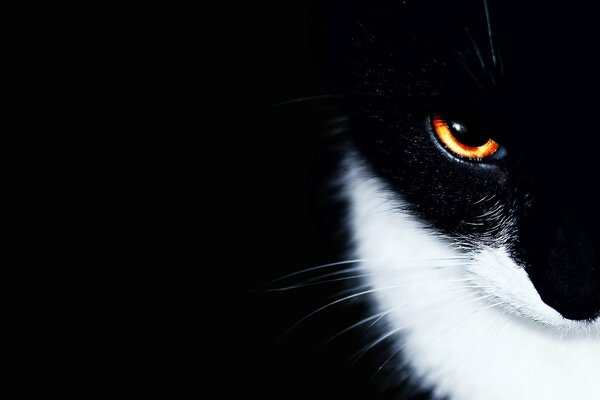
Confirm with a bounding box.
[346,153,600,400]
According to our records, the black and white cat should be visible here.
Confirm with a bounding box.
[258,1,600,399]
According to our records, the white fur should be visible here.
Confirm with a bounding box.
[344,154,600,400]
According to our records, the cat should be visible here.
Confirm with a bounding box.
[253,1,600,399]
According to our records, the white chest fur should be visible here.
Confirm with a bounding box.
[344,155,600,400]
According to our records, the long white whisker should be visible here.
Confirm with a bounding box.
[277,280,481,344]
[262,262,472,291]
[295,266,364,284]
[259,273,375,292]
[368,310,390,329]
[298,259,468,286]
[333,278,489,299]
[253,259,373,291]
[352,293,497,363]
[371,300,506,379]
[260,255,472,290]
[276,286,401,344]
[317,310,393,349]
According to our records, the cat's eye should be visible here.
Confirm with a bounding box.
[432,116,500,160]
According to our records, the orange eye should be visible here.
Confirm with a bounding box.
[432,116,500,160]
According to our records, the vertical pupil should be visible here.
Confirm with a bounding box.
[448,119,487,147]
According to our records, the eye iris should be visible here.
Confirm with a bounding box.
[432,116,499,159]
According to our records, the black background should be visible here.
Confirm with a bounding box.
[240,1,372,398]
[243,1,326,295]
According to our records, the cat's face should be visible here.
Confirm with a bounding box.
[326,0,600,398]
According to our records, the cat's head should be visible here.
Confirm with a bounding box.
[325,0,600,326]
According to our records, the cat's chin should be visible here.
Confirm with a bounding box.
[467,248,600,334]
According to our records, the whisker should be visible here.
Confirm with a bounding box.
[497,45,505,76]
[351,293,497,363]
[258,273,374,292]
[371,300,506,379]
[333,277,484,299]
[252,259,374,292]
[464,27,487,72]
[290,266,365,285]
[317,310,393,349]
[368,311,390,329]
[422,300,506,348]
[319,284,493,352]
[276,286,401,344]
[482,0,497,67]
[267,263,474,292]
[332,276,490,299]
[256,257,471,292]
[267,94,345,109]
[369,351,396,380]
[351,330,402,364]
[277,279,479,344]
[453,51,484,90]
